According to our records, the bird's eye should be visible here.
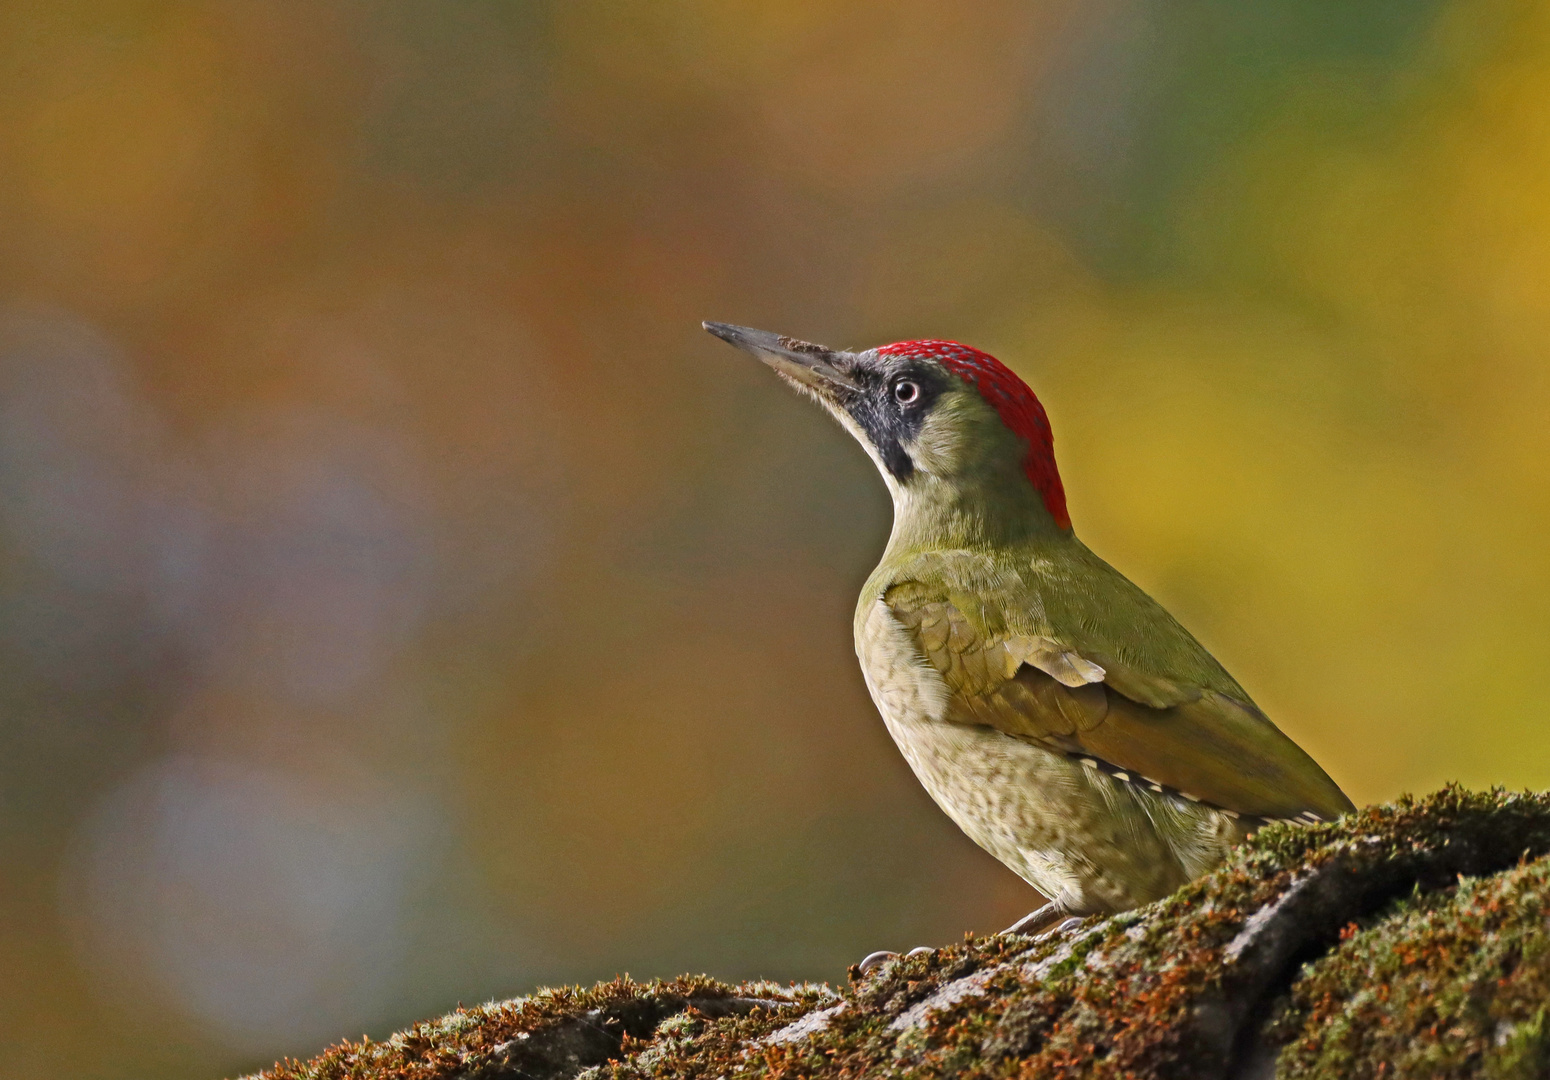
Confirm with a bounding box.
[894,380,920,405]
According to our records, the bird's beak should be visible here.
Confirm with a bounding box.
[703,321,859,394]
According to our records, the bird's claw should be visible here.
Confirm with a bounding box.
[1043,917,1085,938]
[1003,903,1060,936]
[858,950,895,975]
[1003,903,1087,938]
[857,945,934,976]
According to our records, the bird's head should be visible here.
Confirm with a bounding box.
[704,322,1070,541]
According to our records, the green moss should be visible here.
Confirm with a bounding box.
[241,787,1550,1080]
[1272,853,1550,1080]
[240,977,815,1080]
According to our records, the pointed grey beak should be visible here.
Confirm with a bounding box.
[703,321,859,392]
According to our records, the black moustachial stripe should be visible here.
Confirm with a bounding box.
[842,361,947,484]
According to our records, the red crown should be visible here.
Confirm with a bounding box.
[877,340,1069,530]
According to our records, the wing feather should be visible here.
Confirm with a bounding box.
[885,579,1353,822]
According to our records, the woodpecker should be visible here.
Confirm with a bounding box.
[704,322,1353,937]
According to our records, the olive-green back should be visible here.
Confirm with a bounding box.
[864,541,1354,822]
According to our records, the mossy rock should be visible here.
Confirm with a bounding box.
[245,786,1550,1080]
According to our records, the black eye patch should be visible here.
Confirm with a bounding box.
[843,364,946,483]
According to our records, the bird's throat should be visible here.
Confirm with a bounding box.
[886,469,1071,557]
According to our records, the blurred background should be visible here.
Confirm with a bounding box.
[1,0,1548,1075]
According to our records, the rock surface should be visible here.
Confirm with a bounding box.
[244,787,1550,1080]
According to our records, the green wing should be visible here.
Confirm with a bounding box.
[882,560,1354,823]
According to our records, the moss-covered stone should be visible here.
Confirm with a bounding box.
[240,787,1550,1080]
[1268,854,1550,1079]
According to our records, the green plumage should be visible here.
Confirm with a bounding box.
[705,321,1354,923]
[868,540,1353,823]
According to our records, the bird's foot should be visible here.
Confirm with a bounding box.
[1002,902,1084,938]
[857,945,933,976]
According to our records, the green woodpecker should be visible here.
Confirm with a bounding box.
[704,322,1353,937]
